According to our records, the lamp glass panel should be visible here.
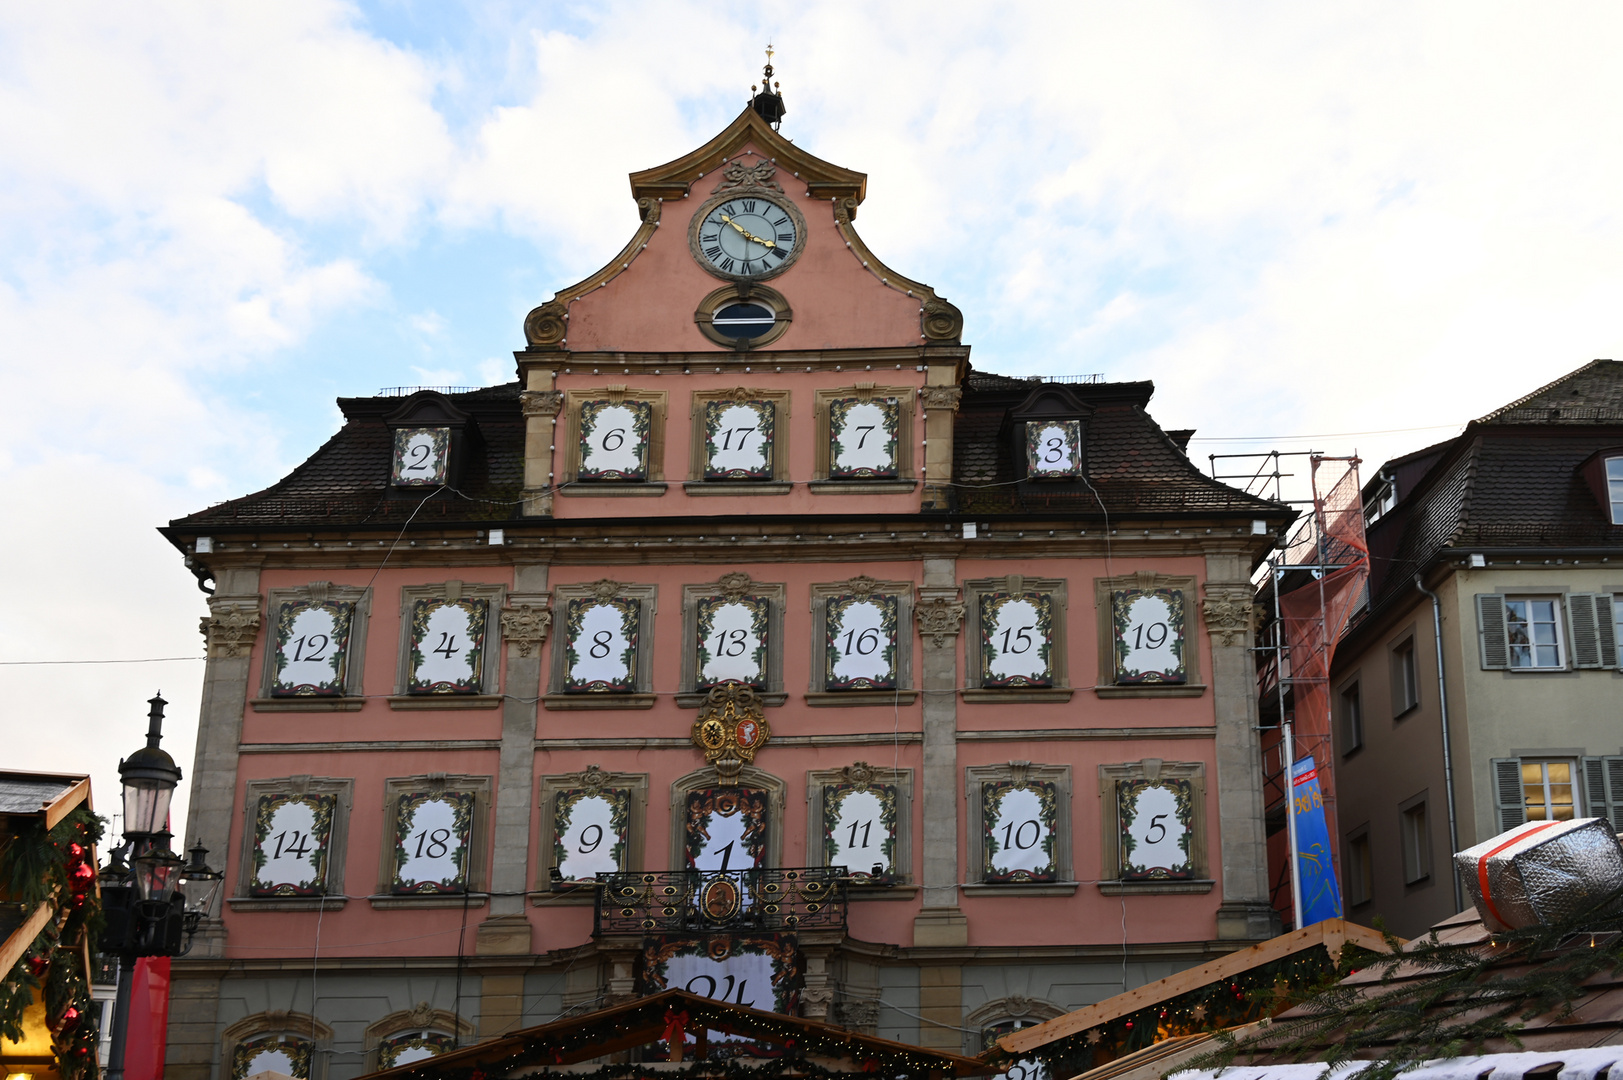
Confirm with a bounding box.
[122,781,174,837]
[133,854,182,902]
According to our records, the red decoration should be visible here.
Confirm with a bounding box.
[70,862,96,890]
[27,954,49,976]
[59,1006,80,1030]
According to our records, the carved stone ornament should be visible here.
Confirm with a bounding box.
[202,600,261,659]
[500,604,552,657]
[1202,582,1261,647]
[1007,760,1032,791]
[843,762,876,792]
[919,385,963,412]
[915,593,965,649]
[520,390,564,418]
[836,999,880,1030]
[523,300,568,348]
[712,159,785,195]
[922,297,964,342]
[844,575,881,598]
[590,579,622,601]
[578,765,609,792]
[717,572,753,599]
[408,1002,435,1028]
[690,683,771,782]
[1003,995,1037,1019]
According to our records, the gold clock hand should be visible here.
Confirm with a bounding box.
[720,215,776,250]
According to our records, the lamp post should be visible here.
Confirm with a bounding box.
[100,693,222,1080]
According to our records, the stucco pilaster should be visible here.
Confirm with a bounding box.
[520,366,561,516]
[1202,555,1274,939]
[914,557,966,950]
[479,564,548,953]
[183,567,262,958]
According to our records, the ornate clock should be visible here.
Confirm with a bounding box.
[688,161,806,282]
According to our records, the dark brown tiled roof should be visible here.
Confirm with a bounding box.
[170,374,1281,532]
[1477,358,1623,425]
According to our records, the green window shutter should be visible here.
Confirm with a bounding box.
[1583,756,1623,831]
[1568,594,1604,669]
[1492,758,1526,834]
[1477,594,1510,670]
[1597,594,1618,670]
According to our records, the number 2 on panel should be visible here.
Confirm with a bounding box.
[405,443,432,472]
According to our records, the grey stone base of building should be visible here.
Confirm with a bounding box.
[167,937,1252,1079]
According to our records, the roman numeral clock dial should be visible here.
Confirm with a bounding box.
[689,191,805,281]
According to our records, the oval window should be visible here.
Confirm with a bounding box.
[711,302,776,339]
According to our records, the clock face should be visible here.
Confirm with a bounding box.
[690,192,804,280]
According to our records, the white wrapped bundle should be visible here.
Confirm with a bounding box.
[1454,817,1623,932]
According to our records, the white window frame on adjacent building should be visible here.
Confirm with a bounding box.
[1476,593,1618,672]
[1398,793,1431,886]
[1493,755,1623,832]
[1607,456,1623,524]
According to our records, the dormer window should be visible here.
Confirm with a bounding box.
[384,390,473,492]
[1006,386,1094,483]
[1608,457,1623,523]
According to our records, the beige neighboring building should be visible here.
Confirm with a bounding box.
[1329,359,1623,939]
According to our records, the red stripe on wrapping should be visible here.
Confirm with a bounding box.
[1478,821,1562,928]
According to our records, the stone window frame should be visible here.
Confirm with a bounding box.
[1092,572,1206,698]
[809,383,917,494]
[371,773,494,909]
[961,996,1066,1058]
[252,583,372,712]
[962,574,1074,703]
[669,764,787,871]
[363,1006,473,1074]
[806,762,915,895]
[962,761,1074,896]
[543,579,659,710]
[229,776,354,912]
[677,573,788,708]
[806,576,918,707]
[684,386,793,496]
[222,1012,334,1080]
[558,386,670,496]
[1399,790,1433,886]
[533,766,650,905]
[1096,758,1213,895]
[390,581,506,710]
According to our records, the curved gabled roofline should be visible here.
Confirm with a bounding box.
[628,106,866,204]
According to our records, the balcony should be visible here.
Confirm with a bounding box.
[593,868,847,936]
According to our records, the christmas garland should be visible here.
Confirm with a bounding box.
[1189,891,1623,1080]
[0,805,107,1080]
[982,942,1375,1079]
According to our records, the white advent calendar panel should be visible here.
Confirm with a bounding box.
[390,791,473,893]
[979,591,1054,688]
[982,781,1057,883]
[553,788,628,881]
[695,596,768,688]
[249,793,334,896]
[1111,587,1188,684]
[829,397,899,478]
[392,427,450,487]
[825,594,898,690]
[408,598,488,693]
[271,599,353,696]
[704,400,774,479]
[564,598,639,692]
[1025,419,1083,478]
[579,400,651,481]
[1117,778,1194,879]
[822,784,897,879]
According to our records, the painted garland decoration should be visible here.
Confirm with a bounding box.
[1117,778,1195,880]
[578,398,652,481]
[0,805,106,1080]
[378,1031,458,1069]
[270,598,353,696]
[684,789,769,869]
[552,787,631,881]
[694,595,770,690]
[1111,587,1187,684]
[981,779,1058,884]
[978,590,1055,688]
[821,782,899,881]
[249,792,335,896]
[408,597,488,694]
[703,399,774,480]
[563,597,640,692]
[232,1034,314,1080]
[827,396,900,479]
[823,593,899,691]
[390,791,476,894]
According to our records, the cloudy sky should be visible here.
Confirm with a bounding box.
[3,2,1621,842]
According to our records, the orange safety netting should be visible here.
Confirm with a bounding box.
[1276,458,1369,860]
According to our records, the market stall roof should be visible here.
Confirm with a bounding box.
[0,770,91,977]
[998,919,1395,1060]
[1169,1045,1623,1080]
[360,989,996,1079]
[1227,907,1623,1063]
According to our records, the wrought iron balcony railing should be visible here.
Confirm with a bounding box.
[593,867,847,936]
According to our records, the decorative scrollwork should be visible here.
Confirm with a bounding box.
[690,683,771,781]
[500,604,552,657]
[922,297,963,342]
[713,160,785,194]
[202,600,261,659]
[520,390,564,418]
[1202,582,1261,647]
[915,593,965,649]
[523,301,568,348]
[919,385,963,411]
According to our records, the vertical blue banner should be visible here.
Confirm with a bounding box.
[1291,756,1344,924]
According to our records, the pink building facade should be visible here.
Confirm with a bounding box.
[163,105,1287,1080]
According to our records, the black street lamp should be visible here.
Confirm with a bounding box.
[99,693,220,1080]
